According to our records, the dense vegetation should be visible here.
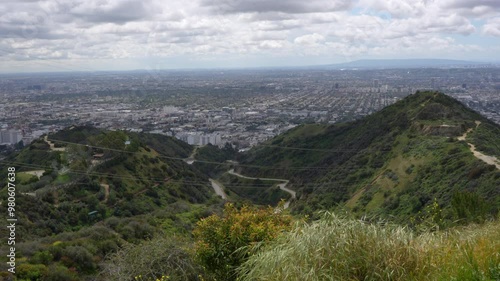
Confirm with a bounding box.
[241,91,500,224]
[193,143,238,177]
[0,127,222,279]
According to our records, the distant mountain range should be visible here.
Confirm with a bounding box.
[321,59,493,69]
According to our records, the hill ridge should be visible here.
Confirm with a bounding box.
[240,91,500,222]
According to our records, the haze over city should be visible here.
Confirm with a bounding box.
[1,0,500,73]
[1,1,500,281]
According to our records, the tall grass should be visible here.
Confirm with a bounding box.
[238,212,500,281]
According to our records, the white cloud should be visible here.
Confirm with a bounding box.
[483,17,500,37]
[200,0,353,14]
[358,0,428,18]
[0,0,498,72]
[294,33,325,45]
[259,40,285,49]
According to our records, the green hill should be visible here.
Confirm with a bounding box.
[241,91,500,223]
[0,126,220,237]
[0,126,222,279]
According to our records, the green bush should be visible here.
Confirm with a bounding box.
[452,191,490,224]
[44,264,78,281]
[61,246,95,273]
[16,264,48,281]
[31,250,53,265]
[99,236,202,281]
[194,203,293,281]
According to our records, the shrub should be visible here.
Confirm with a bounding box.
[31,250,54,265]
[193,203,293,281]
[61,246,95,273]
[451,191,490,224]
[99,236,202,281]
[44,264,78,281]
[16,264,48,280]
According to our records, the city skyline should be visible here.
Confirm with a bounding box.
[1,0,500,73]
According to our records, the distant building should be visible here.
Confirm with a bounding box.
[0,130,22,145]
[177,132,222,146]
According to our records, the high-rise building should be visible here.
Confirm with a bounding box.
[177,132,222,146]
[0,130,10,144]
[0,130,21,145]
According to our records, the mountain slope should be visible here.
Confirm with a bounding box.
[241,91,500,222]
[0,126,217,239]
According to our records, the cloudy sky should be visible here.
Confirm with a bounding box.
[1,0,499,72]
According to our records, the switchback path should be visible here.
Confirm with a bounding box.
[182,148,227,198]
[228,169,296,209]
[183,155,295,207]
[458,121,500,170]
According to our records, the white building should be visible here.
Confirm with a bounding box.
[177,132,222,146]
[0,130,22,145]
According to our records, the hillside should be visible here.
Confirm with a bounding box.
[241,91,500,222]
[0,126,222,278]
[0,126,220,237]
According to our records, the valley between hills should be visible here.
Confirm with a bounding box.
[0,91,499,280]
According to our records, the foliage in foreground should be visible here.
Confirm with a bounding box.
[99,236,203,281]
[239,212,500,281]
[193,203,294,281]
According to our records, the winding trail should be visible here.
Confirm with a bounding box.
[183,152,295,207]
[183,146,199,165]
[458,121,500,170]
[228,169,296,209]
[44,135,66,151]
[209,179,227,200]
[24,170,45,179]
[184,148,231,200]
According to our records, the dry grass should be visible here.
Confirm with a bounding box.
[238,213,500,281]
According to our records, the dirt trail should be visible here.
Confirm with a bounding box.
[44,135,66,151]
[184,146,199,165]
[100,183,110,203]
[209,179,227,200]
[458,121,500,170]
[24,170,45,179]
[228,169,296,209]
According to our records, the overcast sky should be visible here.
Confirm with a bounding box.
[1,0,499,73]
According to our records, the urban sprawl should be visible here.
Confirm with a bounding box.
[1,68,499,151]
